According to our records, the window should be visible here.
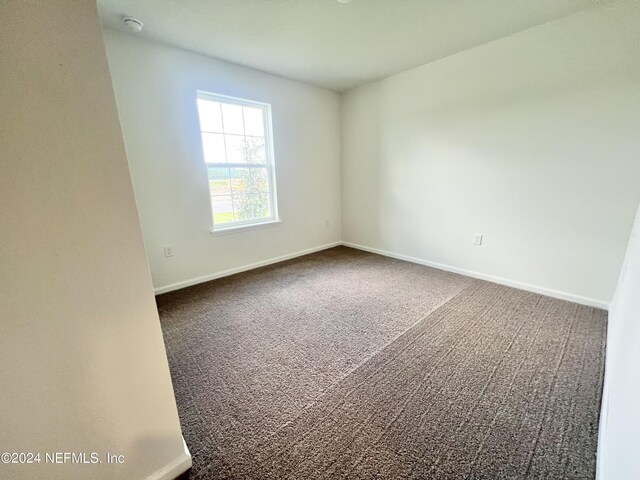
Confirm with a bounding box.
[196,92,278,231]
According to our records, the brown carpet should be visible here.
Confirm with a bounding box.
[157,246,606,479]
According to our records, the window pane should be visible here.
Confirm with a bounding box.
[197,99,223,133]
[221,103,244,135]
[233,193,271,221]
[233,195,254,222]
[245,136,266,164]
[208,166,231,195]
[243,106,265,137]
[231,168,252,194]
[212,195,234,224]
[229,167,268,194]
[252,167,269,192]
[225,135,246,163]
[253,192,271,218]
[201,133,226,163]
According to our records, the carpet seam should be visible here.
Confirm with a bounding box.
[256,280,481,452]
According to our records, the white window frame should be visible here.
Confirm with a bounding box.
[196,91,279,233]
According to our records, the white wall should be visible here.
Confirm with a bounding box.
[0,1,188,479]
[598,201,640,479]
[103,29,342,292]
[341,0,640,306]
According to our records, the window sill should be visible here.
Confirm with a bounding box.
[209,219,281,236]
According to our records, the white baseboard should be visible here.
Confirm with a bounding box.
[154,239,609,310]
[146,436,192,480]
[342,241,610,310]
[154,241,342,295]
[596,381,609,480]
[596,321,612,480]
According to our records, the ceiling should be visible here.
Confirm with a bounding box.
[98,0,610,92]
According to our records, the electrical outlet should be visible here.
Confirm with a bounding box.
[164,246,174,257]
[473,234,483,246]
[325,220,330,227]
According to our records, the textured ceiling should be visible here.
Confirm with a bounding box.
[98,0,610,92]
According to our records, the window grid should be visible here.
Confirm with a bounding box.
[197,92,277,229]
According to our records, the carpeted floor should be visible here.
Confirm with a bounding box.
[157,246,606,479]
